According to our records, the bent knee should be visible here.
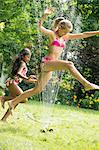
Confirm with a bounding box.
[66,61,74,68]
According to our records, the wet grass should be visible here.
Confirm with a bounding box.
[0,101,99,150]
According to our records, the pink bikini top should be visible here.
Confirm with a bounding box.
[50,38,68,48]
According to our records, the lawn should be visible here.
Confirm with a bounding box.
[0,101,99,150]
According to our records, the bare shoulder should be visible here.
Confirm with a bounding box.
[63,33,70,40]
[20,61,26,67]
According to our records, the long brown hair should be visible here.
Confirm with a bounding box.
[11,48,31,76]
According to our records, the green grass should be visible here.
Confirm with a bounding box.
[0,101,99,150]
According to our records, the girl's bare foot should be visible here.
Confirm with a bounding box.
[0,96,5,109]
[85,83,99,91]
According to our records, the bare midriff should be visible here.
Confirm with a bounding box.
[46,46,63,60]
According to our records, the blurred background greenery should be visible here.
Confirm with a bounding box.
[0,0,99,110]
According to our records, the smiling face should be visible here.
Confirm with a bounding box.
[23,54,31,62]
[58,28,69,37]
[57,19,73,36]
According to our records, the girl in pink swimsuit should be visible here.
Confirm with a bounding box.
[3,8,99,120]
[0,48,37,121]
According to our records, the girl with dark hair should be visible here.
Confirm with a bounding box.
[2,8,99,121]
[0,48,37,121]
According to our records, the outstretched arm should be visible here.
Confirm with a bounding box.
[38,8,54,36]
[67,31,99,40]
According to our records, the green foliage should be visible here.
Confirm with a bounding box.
[79,92,99,110]
[0,0,99,109]
[0,88,4,96]
[57,71,76,105]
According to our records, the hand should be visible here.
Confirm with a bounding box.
[27,78,37,83]
[6,78,14,87]
[44,7,54,15]
[27,75,38,83]
[29,75,37,80]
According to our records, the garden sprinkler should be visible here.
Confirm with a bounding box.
[26,113,54,133]
[40,119,54,133]
[40,128,53,133]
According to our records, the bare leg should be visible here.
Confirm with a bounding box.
[10,71,52,107]
[1,109,11,122]
[8,60,99,110]
[2,71,52,121]
[42,60,99,90]
[1,105,17,122]
[0,95,16,109]
[0,82,27,108]
[0,83,27,121]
